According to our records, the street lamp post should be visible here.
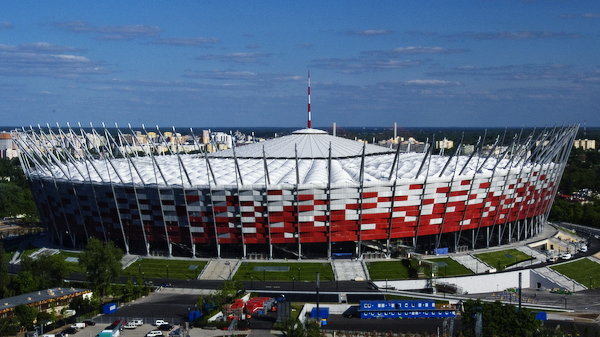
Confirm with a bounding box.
[316,272,320,323]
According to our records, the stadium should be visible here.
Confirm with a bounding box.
[14,125,577,259]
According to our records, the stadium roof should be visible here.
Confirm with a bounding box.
[30,128,531,187]
[210,128,394,159]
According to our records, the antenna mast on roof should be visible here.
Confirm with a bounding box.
[307,71,312,129]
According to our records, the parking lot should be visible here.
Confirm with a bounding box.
[57,322,251,337]
[99,293,200,325]
[66,324,173,337]
[52,292,258,337]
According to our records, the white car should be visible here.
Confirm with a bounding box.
[130,319,144,326]
[146,331,163,337]
[579,245,588,253]
[123,323,137,329]
[560,252,572,260]
[154,320,168,327]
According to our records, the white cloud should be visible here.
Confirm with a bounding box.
[405,79,462,86]
[347,29,393,36]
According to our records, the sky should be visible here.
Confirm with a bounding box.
[0,0,599,128]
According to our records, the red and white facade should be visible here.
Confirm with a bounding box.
[15,126,577,258]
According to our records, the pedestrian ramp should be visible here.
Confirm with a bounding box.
[198,259,240,280]
[29,248,59,260]
[533,267,586,292]
[332,259,368,281]
[451,254,494,274]
[506,246,546,269]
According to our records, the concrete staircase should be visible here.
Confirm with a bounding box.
[198,259,240,280]
[120,254,140,269]
[534,267,586,292]
[332,259,368,281]
[451,254,494,274]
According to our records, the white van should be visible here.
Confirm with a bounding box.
[146,331,163,337]
[154,320,168,326]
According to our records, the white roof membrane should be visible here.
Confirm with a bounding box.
[35,152,532,187]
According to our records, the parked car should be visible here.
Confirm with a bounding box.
[560,252,572,260]
[154,320,168,327]
[146,331,163,337]
[130,319,144,326]
[83,321,96,327]
[547,255,558,262]
[158,324,173,331]
[579,245,588,253]
[123,323,138,329]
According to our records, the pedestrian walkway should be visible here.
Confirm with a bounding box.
[587,255,600,265]
[533,267,587,292]
[332,259,368,281]
[198,259,240,280]
[451,254,494,273]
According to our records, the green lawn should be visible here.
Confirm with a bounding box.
[55,251,84,274]
[427,257,473,277]
[366,261,410,280]
[475,249,533,271]
[551,258,600,289]
[290,303,304,321]
[122,258,207,280]
[232,262,334,281]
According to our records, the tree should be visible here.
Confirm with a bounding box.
[278,319,306,337]
[11,270,36,295]
[304,320,322,337]
[0,316,19,337]
[275,319,322,337]
[460,300,541,337]
[14,304,37,331]
[79,238,123,297]
[19,254,67,290]
[0,244,9,298]
[69,296,98,316]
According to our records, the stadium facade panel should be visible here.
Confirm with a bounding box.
[15,126,577,258]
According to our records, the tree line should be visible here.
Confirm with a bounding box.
[0,238,144,334]
[0,158,37,221]
[550,148,600,227]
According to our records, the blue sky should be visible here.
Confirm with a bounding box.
[1,0,599,128]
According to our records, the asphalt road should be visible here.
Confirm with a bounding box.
[324,314,455,334]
